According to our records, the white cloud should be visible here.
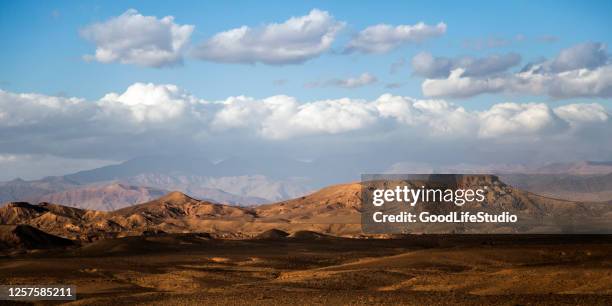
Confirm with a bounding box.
[420,42,612,99]
[193,9,344,65]
[81,9,194,67]
[547,65,612,98]
[423,65,612,99]
[422,68,507,98]
[374,94,476,136]
[307,73,378,89]
[212,95,378,139]
[0,90,92,129]
[477,103,566,139]
[346,22,446,54]
[97,82,207,124]
[553,103,609,125]
[211,92,609,141]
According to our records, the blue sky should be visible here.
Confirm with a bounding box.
[1,0,611,109]
[0,1,611,180]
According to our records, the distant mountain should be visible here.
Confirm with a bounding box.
[120,173,309,203]
[388,161,612,202]
[388,161,612,176]
[3,158,612,209]
[534,161,612,175]
[28,183,169,211]
[63,155,320,183]
[63,154,393,190]
[0,155,313,207]
[0,176,272,208]
[500,172,612,202]
[0,176,80,203]
[50,155,316,205]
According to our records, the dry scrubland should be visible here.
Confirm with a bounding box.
[0,234,611,305]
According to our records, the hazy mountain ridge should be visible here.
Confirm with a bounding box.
[500,172,612,202]
[119,173,311,204]
[0,155,317,207]
[387,160,612,176]
[2,158,612,210]
[0,176,81,204]
[28,183,169,211]
[0,174,311,209]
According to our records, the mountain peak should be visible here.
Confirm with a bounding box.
[159,191,194,203]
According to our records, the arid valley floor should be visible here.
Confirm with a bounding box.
[1,234,611,305]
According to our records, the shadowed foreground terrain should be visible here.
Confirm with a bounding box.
[0,234,611,305]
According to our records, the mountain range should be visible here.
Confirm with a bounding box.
[1,157,612,212]
[1,175,610,244]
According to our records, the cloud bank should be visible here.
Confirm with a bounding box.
[0,84,608,165]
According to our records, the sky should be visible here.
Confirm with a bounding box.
[0,0,611,180]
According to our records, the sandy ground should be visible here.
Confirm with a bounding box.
[0,234,611,305]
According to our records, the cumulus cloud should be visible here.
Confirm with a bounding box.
[97,82,207,124]
[192,9,344,65]
[306,73,378,89]
[80,9,194,67]
[477,103,567,139]
[0,85,609,174]
[420,42,612,98]
[412,52,521,78]
[346,22,447,54]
